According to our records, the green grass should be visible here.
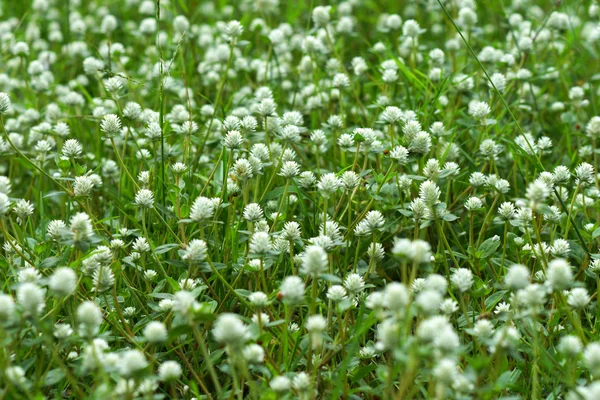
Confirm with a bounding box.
[1,0,600,399]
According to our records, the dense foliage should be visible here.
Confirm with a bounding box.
[1,0,600,398]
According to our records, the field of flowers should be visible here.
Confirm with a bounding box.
[2,0,600,398]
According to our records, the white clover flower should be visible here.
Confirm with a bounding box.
[119,350,148,377]
[104,76,122,93]
[0,92,11,114]
[62,139,83,158]
[243,344,265,364]
[434,358,457,384]
[181,239,207,263]
[468,100,491,120]
[546,259,573,291]
[568,288,590,309]
[402,19,421,37]
[145,121,162,140]
[279,160,300,178]
[0,193,11,215]
[70,212,93,243]
[18,268,41,283]
[417,316,451,342]
[0,176,12,195]
[180,121,198,135]
[17,282,45,315]
[516,284,547,310]
[249,232,272,256]
[586,116,600,137]
[170,162,187,175]
[559,335,583,357]
[419,180,440,206]
[132,237,150,253]
[5,366,26,387]
[189,196,216,222]
[300,245,327,276]
[389,145,409,164]
[158,361,182,381]
[312,6,331,27]
[340,171,360,191]
[488,72,506,93]
[368,242,385,261]
[73,176,95,197]
[101,114,122,137]
[380,107,402,124]
[123,102,142,119]
[327,285,347,302]
[49,267,77,297]
[306,314,326,333]
[439,298,458,314]
[408,131,431,154]
[0,294,15,322]
[243,203,263,222]
[412,240,432,263]
[256,98,277,117]
[551,239,570,257]
[317,173,341,199]
[54,323,73,339]
[298,171,317,188]
[223,20,244,40]
[451,268,474,293]
[415,289,442,314]
[473,319,494,339]
[134,188,155,209]
[495,302,511,314]
[223,130,244,149]
[77,301,102,337]
[13,199,34,223]
[424,274,447,294]
[249,291,269,307]
[469,172,486,187]
[490,325,520,353]
[575,162,595,187]
[212,313,249,347]
[584,343,600,376]
[526,180,550,206]
[270,376,292,393]
[251,312,270,326]
[505,264,530,290]
[232,158,254,180]
[280,276,305,305]
[281,221,302,242]
[464,196,483,211]
[333,73,350,88]
[144,321,168,343]
[292,372,311,392]
[343,273,365,296]
[498,202,516,220]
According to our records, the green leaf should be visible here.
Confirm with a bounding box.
[494,369,521,391]
[265,319,286,327]
[39,257,61,269]
[478,238,501,259]
[43,368,65,387]
[485,290,507,311]
[193,302,215,322]
[350,364,377,383]
[155,243,180,254]
[442,213,459,222]
[319,274,342,283]
[57,159,71,170]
